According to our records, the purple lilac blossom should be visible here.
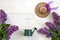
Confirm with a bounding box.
[5,25,18,40]
[38,27,51,37]
[0,9,7,24]
[52,12,60,22]
[54,21,60,26]
[46,22,57,31]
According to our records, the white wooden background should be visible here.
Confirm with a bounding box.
[0,0,60,40]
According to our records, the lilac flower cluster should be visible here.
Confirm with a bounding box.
[38,22,57,37]
[0,9,19,40]
[5,25,18,40]
[52,12,60,25]
[0,9,7,24]
[38,27,51,37]
[38,12,60,38]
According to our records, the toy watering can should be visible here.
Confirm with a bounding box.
[24,27,37,36]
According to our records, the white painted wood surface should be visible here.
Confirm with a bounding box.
[0,0,60,40]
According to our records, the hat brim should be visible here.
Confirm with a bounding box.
[35,2,50,18]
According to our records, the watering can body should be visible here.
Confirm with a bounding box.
[24,27,37,36]
[24,29,33,36]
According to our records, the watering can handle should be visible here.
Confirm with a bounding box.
[32,27,37,34]
[34,27,37,30]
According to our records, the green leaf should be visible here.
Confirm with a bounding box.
[0,24,10,30]
[0,24,3,30]
[0,30,3,38]
[52,37,59,40]
[2,38,6,40]
[57,27,60,34]
[0,24,10,40]
[1,24,10,27]
[0,30,7,40]
[49,29,57,37]
[1,24,10,30]
[2,31,7,39]
[49,29,56,34]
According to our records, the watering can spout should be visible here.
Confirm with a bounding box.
[32,27,37,34]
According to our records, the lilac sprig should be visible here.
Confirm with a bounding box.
[38,22,57,37]
[0,9,19,40]
[37,12,60,40]
[5,25,18,40]
[0,9,7,24]
[46,22,57,31]
[38,27,51,37]
[52,12,60,26]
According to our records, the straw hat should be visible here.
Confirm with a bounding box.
[35,2,51,18]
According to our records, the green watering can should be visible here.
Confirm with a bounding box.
[24,27,37,36]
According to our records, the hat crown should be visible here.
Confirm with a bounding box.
[39,6,47,14]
